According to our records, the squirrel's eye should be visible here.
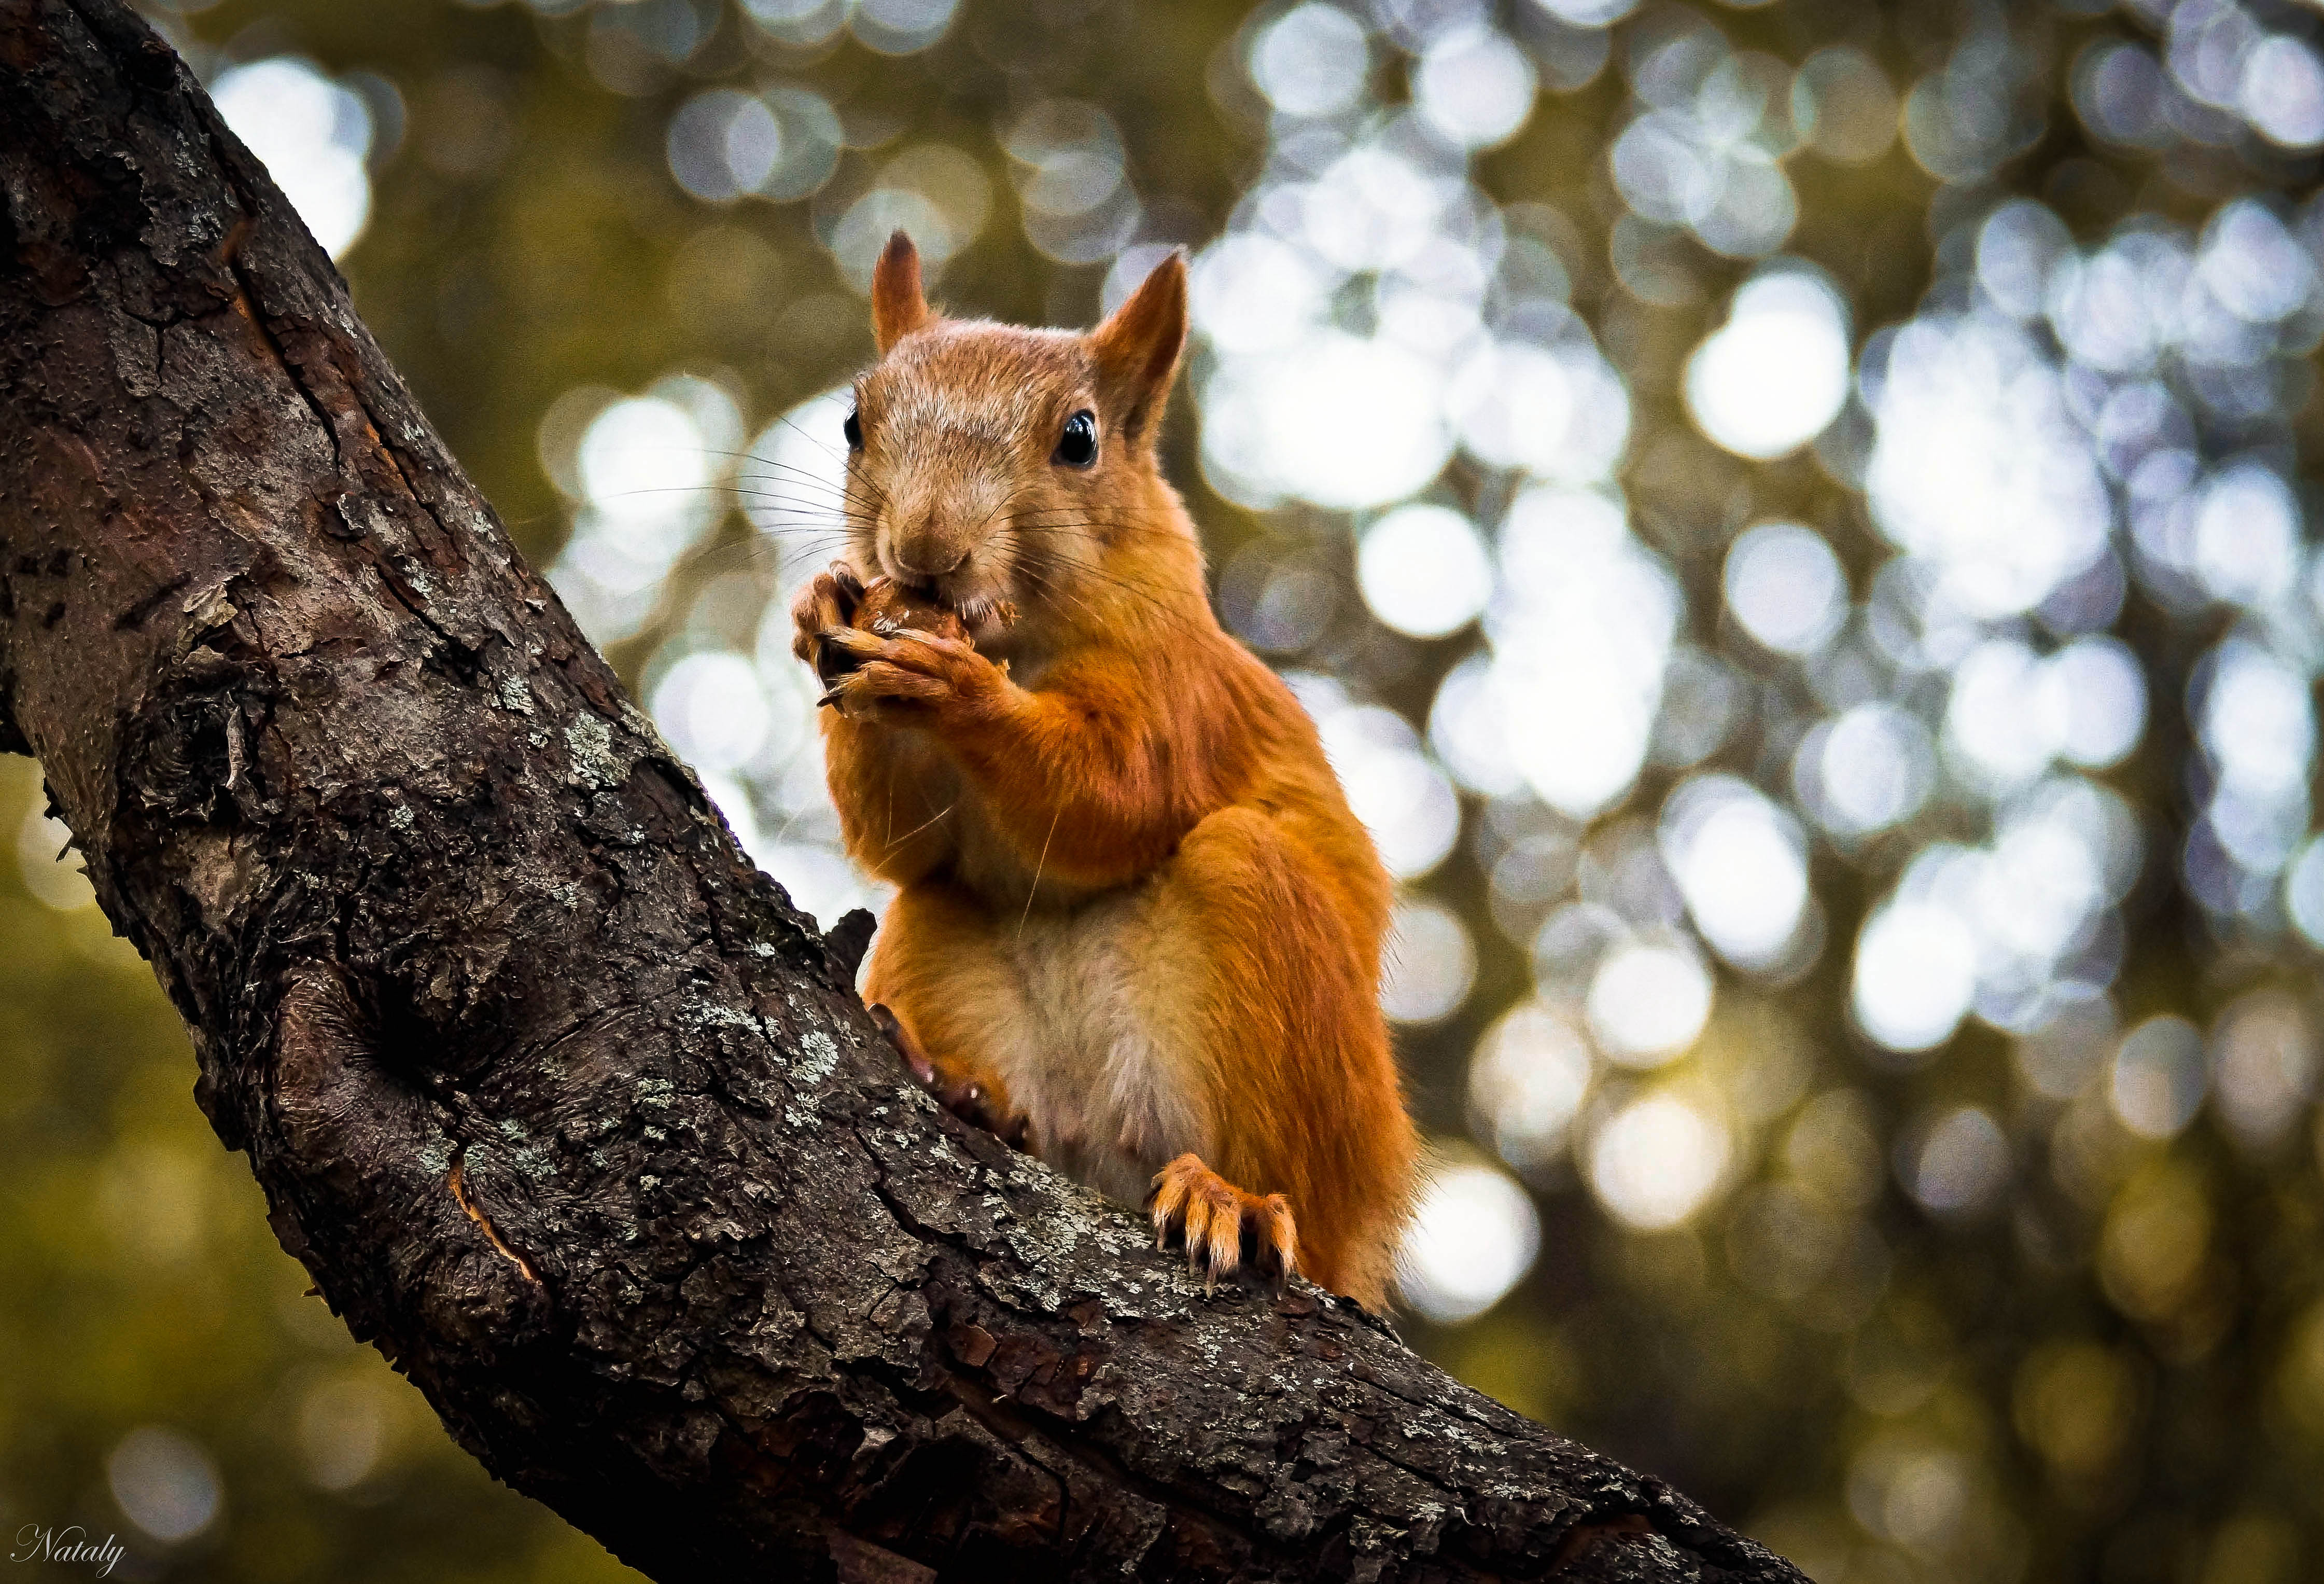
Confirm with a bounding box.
[843,410,863,450]
[1054,410,1098,468]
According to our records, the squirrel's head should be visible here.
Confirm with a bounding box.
[840,230,1192,649]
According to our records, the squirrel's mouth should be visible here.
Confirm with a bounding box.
[882,549,1021,646]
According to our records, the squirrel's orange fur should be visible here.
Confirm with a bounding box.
[791,232,1416,1308]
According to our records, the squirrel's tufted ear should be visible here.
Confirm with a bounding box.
[1088,249,1187,447]
[870,231,933,353]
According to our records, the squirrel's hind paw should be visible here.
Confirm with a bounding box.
[1147,1154,1297,1296]
[870,1003,1029,1150]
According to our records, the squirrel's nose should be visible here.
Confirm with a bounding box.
[890,540,970,580]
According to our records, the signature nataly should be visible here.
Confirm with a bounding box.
[9,1525,125,1578]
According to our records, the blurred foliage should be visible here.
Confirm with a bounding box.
[8,0,2324,1581]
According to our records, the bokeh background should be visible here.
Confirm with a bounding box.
[7,0,2324,1577]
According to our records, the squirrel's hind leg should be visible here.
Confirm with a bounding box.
[862,880,1041,1151]
[868,1002,1029,1151]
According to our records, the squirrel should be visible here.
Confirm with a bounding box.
[789,232,1416,1310]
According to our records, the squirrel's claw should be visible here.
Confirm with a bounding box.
[1148,1154,1297,1297]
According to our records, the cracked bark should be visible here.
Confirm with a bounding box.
[0,3,1812,1580]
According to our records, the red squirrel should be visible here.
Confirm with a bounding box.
[789,232,1416,1308]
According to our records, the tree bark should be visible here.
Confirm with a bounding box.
[0,4,1809,1580]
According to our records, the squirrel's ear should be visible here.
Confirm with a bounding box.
[870,231,932,353]
[1088,249,1187,446]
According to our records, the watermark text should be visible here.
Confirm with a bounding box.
[9,1526,124,1578]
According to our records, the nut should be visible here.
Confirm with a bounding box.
[815,577,970,688]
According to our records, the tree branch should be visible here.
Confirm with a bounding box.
[0,3,1808,1579]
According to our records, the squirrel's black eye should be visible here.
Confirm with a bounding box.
[843,410,863,450]
[1054,410,1097,468]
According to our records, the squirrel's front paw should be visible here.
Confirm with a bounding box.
[816,629,999,725]
[1148,1154,1298,1295]
[791,561,865,676]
